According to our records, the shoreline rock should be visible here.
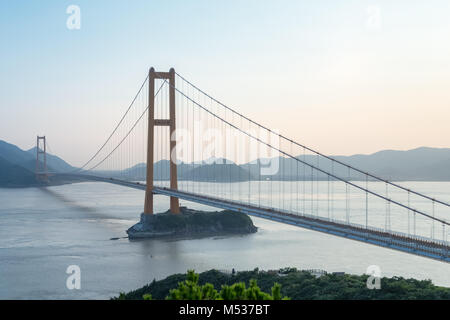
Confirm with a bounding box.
[126,207,257,240]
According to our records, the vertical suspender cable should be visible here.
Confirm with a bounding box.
[365,173,368,229]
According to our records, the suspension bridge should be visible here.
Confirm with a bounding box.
[36,67,450,263]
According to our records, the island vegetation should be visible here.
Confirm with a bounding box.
[127,208,257,239]
[116,268,450,300]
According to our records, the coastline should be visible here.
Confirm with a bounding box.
[126,208,258,240]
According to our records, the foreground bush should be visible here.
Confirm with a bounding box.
[116,267,450,300]
[163,270,288,300]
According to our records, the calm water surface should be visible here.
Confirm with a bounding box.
[0,181,449,299]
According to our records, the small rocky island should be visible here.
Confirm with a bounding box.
[126,207,257,240]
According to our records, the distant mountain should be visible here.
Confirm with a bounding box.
[0,156,36,187]
[184,163,255,182]
[334,147,450,180]
[247,147,450,181]
[0,140,36,171]
[0,140,75,187]
[1,138,450,187]
[119,160,196,181]
[99,147,450,182]
[116,159,254,182]
[27,146,75,172]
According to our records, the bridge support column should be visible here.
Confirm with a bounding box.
[168,68,180,214]
[36,136,48,181]
[144,67,180,214]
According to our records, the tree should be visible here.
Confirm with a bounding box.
[166,270,219,300]
[162,270,289,300]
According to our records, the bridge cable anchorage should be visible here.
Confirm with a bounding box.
[85,80,167,172]
[74,74,150,173]
[168,79,450,227]
[175,72,450,209]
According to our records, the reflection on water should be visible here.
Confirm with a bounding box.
[38,187,97,213]
[0,181,449,299]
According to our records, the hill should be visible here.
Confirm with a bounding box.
[0,140,75,187]
[2,138,450,186]
[246,147,450,181]
[27,146,75,172]
[115,159,255,182]
[0,156,37,187]
[118,268,450,300]
[117,147,450,182]
[334,147,450,180]
[0,140,36,171]
[74,147,450,182]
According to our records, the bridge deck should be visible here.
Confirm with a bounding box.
[54,174,450,263]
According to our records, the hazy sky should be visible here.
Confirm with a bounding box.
[1,1,450,166]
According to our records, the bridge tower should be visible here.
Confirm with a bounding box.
[144,67,180,214]
[36,135,48,181]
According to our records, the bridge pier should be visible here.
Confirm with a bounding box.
[36,136,49,182]
[144,67,180,214]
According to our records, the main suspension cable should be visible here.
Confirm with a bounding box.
[175,72,450,208]
[86,80,166,171]
[76,74,150,172]
[169,79,449,227]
